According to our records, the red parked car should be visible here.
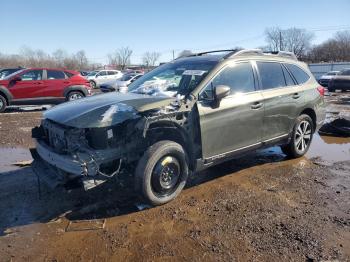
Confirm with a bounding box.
[0,68,92,112]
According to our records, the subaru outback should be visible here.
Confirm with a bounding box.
[31,49,326,206]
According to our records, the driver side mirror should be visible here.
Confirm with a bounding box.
[12,76,22,82]
[214,85,230,101]
[9,76,21,87]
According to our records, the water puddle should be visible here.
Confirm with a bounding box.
[306,134,350,164]
[0,147,33,173]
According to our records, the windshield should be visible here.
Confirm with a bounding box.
[128,59,217,97]
[3,69,26,80]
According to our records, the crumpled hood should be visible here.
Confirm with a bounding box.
[44,92,175,128]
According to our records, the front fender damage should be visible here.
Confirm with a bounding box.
[31,96,200,191]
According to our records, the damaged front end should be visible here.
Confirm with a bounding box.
[30,93,197,191]
[31,101,147,190]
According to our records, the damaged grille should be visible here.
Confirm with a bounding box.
[42,120,85,154]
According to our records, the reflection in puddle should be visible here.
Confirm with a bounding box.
[0,147,33,173]
[306,135,350,163]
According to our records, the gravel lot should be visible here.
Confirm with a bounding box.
[0,93,349,261]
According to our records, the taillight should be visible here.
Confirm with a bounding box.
[317,86,325,96]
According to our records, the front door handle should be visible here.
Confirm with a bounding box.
[292,93,300,99]
[251,102,263,109]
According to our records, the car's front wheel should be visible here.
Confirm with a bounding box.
[0,94,7,113]
[135,140,189,206]
[281,114,314,158]
[66,91,85,101]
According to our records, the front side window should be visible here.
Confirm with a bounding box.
[20,70,43,81]
[98,71,107,76]
[257,62,286,90]
[203,63,256,99]
[47,70,66,80]
[128,59,217,97]
[284,63,310,84]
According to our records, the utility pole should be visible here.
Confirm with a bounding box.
[172,50,175,60]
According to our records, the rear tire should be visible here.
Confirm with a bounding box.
[90,80,97,89]
[135,140,189,206]
[66,91,84,101]
[281,114,314,158]
[0,95,7,113]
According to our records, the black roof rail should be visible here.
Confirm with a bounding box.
[177,49,238,59]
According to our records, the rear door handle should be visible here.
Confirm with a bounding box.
[251,102,263,109]
[292,93,300,99]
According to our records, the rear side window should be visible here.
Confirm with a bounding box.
[98,71,107,76]
[282,66,295,86]
[211,62,256,94]
[108,71,118,75]
[284,64,310,84]
[257,62,286,89]
[47,70,66,80]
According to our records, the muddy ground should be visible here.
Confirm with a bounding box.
[0,93,349,261]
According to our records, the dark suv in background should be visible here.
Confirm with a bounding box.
[0,68,92,112]
[31,49,325,205]
[328,68,350,92]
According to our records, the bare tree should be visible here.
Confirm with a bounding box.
[75,50,88,70]
[307,30,350,62]
[142,51,161,68]
[108,47,133,70]
[177,50,193,58]
[52,49,67,67]
[0,47,95,70]
[265,27,314,58]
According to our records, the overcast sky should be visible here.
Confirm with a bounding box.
[1,0,350,64]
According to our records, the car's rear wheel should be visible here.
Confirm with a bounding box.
[281,114,314,158]
[90,80,97,89]
[135,140,189,206]
[66,91,84,101]
[0,94,7,113]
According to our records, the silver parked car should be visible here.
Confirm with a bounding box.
[86,70,123,88]
[100,73,143,93]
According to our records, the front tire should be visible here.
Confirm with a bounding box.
[0,95,7,113]
[135,140,189,206]
[281,114,314,158]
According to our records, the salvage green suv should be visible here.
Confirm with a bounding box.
[31,49,326,205]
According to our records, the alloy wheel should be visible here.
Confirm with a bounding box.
[294,120,312,153]
[69,93,83,101]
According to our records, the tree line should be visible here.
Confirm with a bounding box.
[1,29,350,70]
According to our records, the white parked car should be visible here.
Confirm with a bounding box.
[318,71,340,87]
[100,73,144,93]
[86,70,123,88]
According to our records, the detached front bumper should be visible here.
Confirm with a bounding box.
[30,139,119,190]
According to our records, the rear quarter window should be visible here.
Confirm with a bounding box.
[284,64,310,84]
